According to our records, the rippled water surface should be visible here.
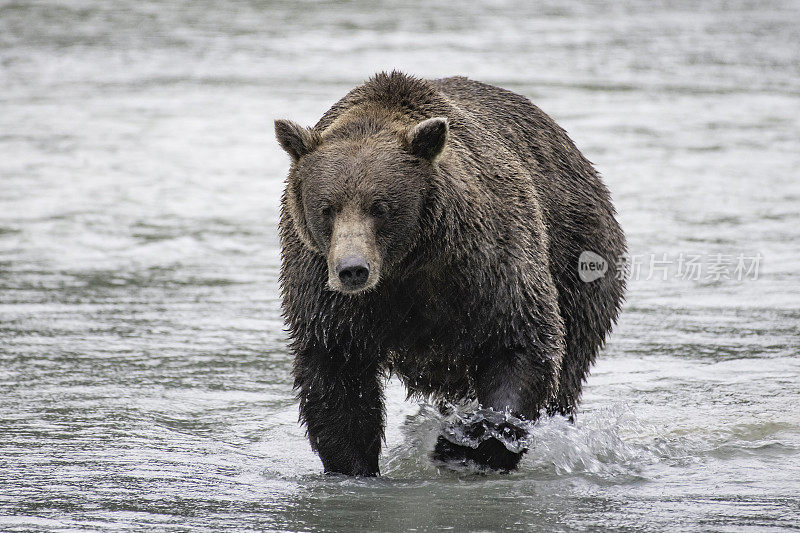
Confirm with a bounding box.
[2,1,799,531]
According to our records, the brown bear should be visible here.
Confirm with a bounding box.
[275,71,626,476]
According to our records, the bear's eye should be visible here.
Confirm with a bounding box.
[370,201,389,218]
[320,205,333,219]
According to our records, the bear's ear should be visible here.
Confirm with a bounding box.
[274,119,321,161]
[406,117,448,162]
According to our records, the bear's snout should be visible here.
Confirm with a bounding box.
[326,206,381,294]
[336,256,370,290]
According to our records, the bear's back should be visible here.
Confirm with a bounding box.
[433,75,624,274]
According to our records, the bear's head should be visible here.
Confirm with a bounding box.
[275,114,448,294]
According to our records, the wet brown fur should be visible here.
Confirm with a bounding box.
[276,71,626,476]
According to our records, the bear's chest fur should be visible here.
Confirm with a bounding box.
[381,276,477,401]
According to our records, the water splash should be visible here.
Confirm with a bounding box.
[525,405,660,478]
[439,407,530,454]
[383,402,663,480]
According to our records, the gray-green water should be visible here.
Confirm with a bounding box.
[1,1,799,531]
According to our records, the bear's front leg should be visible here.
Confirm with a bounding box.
[293,341,385,476]
[434,336,563,471]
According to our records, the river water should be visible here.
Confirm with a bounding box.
[1,1,799,531]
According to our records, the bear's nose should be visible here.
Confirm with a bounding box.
[337,256,370,290]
